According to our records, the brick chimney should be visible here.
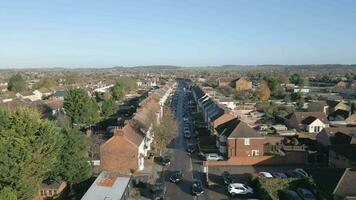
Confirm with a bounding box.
[114,126,124,136]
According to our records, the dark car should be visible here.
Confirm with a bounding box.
[191,180,204,196]
[169,171,183,183]
[186,143,195,153]
[222,171,234,185]
[296,188,316,200]
[184,131,191,139]
[161,156,171,166]
[150,182,166,200]
[272,172,288,179]
[278,190,303,200]
[286,170,305,178]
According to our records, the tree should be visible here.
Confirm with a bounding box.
[111,82,125,101]
[0,187,17,200]
[34,78,56,90]
[259,80,271,101]
[101,96,116,118]
[0,107,63,200]
[289,73,304,86]
[291,92,302,101]
[47,126,92,185]
[116,76,137,92]
[63,88,100,125]
[152,108,178,155]
[7,74,26,93]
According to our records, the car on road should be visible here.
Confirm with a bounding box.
[169,171,183,183]
[183,117,189,121]
[228,183,253,196]
[191,180,204,196]
[205,153,224,161]
[150,182,166,200]
[278,190,303,200]
[294,168,309,177]
[222,171,234,185]
[272,172,288,179]
[186,143,195,153]
[161,156,171,166]
[184,131,191,139]
[296,188,316,200]
[257,172,273,179]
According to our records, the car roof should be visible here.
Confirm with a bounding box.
[229,183,245,187]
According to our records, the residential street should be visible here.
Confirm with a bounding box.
[165,82,194,200]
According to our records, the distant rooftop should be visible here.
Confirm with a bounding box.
[81,171,131,200]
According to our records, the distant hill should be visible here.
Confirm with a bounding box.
[131,65,182,70]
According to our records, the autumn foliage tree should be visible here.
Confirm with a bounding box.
[259,80,271,101]
[152,108,178,155]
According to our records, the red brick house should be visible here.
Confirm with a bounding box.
[232,77,252,91]
[34,181,67,200]
[100,124,145,174]
[215,118,265,159]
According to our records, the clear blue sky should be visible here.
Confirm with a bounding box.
[1,0,356,68]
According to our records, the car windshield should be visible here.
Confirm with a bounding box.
[193,181,202,187]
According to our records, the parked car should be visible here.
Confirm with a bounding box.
[191,180,204,196]
[197,152,206,160]
[286,170,305,178]
[184,131,191,139]
[278,190,303,200]
[169,171,183,183]
[205,153,224,161]
[294,168,309,177]
[161,156,171,166]
[150,182,166,200]
[222,171,234,185]
[272,172,288,179]
[228,183,253,196]
[296,188,316,200]
[183,117,189,121]
[257,172,273,179]
[186,143,195,153]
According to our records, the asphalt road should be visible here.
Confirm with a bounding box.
[165,83,194,200]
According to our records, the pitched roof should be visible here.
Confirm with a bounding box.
[302,116,318,125]
[322,127,356,137]
[213,113,235,128]
[233,77,251,83]
[216,118,262,139]
[123,123,144,147]
[329,144,356,162]
[329,109,350,120]
[327,100,343,108]
[334,168,356,198]
[291,112,329,124]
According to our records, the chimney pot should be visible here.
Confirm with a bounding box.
[114,126,124,136]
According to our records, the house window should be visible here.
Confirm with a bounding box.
[40,190,44,196]
[251,150,259,156]
[244,138,250,145]
[49,190,52,196]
